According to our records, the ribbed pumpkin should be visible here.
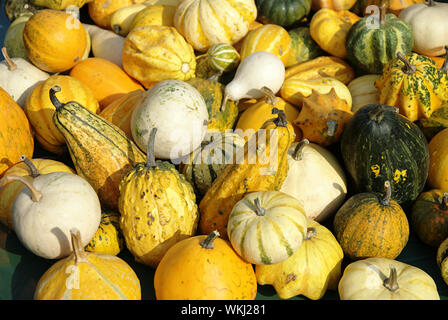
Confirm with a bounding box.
[185,78,239,132]
[85,210,124,256]
[69,57,144,110]
[23,9,87,73]
[129,4,176,30]
[239,24,292,66]
[227,191,308,265]
[199,109,296,238]
[428,128,448,192]
[285,56,355,85]
[285,27,326,67]
[180,131,246,198]
[122,25,196,89]
[345,8,414,74]
[34,229,141,300]
[198,43,241,74]
[99,90,145,139]
[340,104,430,206]
[311,0,357,10]
[375,53,448,122]
[347,74,380,113]
[0,87,34,177]
[25,75,100,155]
[256,219,343,300]
[0,156,74,230]
[411,190,448,247]
[255,0,312,28]
[154,230,258,300]
[309,8,360,59]
[333,181,410,260]
[118,128,199,268]
[49,86,146,211]
[88,0,144,29]
[173,0,257,52]
[415,106,448,141]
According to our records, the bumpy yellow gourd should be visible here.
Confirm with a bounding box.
[85,210,124,256]
[118,128,199,268]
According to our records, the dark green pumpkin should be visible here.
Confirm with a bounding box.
[411,189,448,247]
[345,10,413,74]
[255,0,311,28]
[286,27,325,67]
[415,106,448,141]
[186,78,238,132]
[340,104,430,207]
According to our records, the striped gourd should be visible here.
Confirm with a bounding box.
[345,10,414,74]
[286,27,325,67]
[205,43,240,73]
[49,86,146,211]
[239,24,292,65]
[180,131,246,198]
[227,190,308,265]
[375,53,448,122]
[340,104,430,207]
[34,229,141,300]
[255,0,312,28]
[85,210,124,255]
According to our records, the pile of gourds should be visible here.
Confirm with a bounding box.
[1,0,448,300]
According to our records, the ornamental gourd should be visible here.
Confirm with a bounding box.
[280,139,347,222]
[0,171,101,259]
[375,53,448,122]
[347,74,380,113]
[85,210,124,256]
[311,0,357,11]
[34,229,141,300]
[333,181,410,260]
[415,106,448,141]
[88,0,145,29]
[49,86,146,210]
[227,191,308,265]
[194,43,240,79]
[428,128,448,192]
[154,231,258,300]
[122,25,196,89]
[256,219,344,300]
[173,0,258,52]
[118,128,199,268]
[338,257,440,300]
[255,0,312,28]
[286,27,325,67]
[437,237,448,286]
[129,4,176,31]
[23,9,88,73]
[345,6,414,74]
[31,0,93,10]
[340,104,430,206]
[110,2,152,35]
[3,13,32,60]
[351,0,425,17]
[199,109,296,238]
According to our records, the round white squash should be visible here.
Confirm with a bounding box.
[0,48,49,108]
[83,24,125,67]
[280,140,347,222]
[9,172,101,259]
[131,79,209,160]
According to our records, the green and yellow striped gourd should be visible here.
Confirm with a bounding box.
[286,27,325,67]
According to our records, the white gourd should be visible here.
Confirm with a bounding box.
[83,24,125,67]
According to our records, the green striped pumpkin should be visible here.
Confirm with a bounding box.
[415,106,448,141]
[340,104,430,207]
[255,0,312,28]
[345,12,413,74]
[227,191,308,265]
[179,131,245,198]
[206,43,240,73]
[286,27,325,67]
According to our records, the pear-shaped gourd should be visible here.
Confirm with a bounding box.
[0,171,101,259]
[0,47,49,108]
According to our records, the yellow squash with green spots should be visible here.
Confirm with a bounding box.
[85,211,124,255]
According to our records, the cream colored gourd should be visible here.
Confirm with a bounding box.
[1,172,101,259]
[83,24,125,67]
[338,257,440,300]
[280,140,347,222]
[0,48,49,108]
[347,74,380,113]
[399,0,448,57]
[131,80,209,160]
[223,51,285,108]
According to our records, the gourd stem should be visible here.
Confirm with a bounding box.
[49,86,64,110]
[326,120,338,137]
[112,24,121,35]
[0,175,42,202]
[381,181,392,206]
[383,265,399,292]
[397,52,416,75]
[20,155,40,178]
[253,198,266,216]
[70,229,87,264]
[221,94,229,112]
[146,128,158,168]
[272,108,288,128]
[1,47,17,71]
[261,86,278,106]
[305,227,317,240]
[293,139,310,161]
[200,230,220,249]
[379,4,386,25]
[441,46,448,73]
[440,193,448,211]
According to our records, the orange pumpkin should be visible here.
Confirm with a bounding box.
[23,9,87,73]
[99,89,145,139]
[428,128,448,192]
[69,58,145,110]
[0,88,34,177]
[154,231,258,300]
